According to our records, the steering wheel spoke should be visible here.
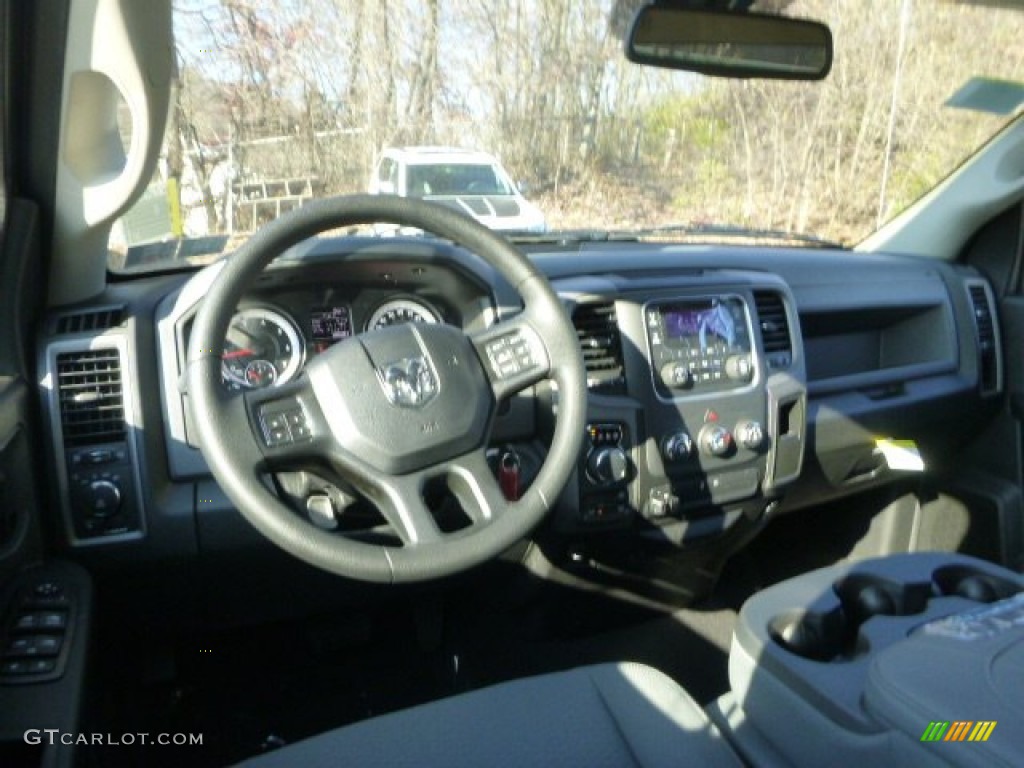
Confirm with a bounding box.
[367,472,444,546]
[471,312,552,401]
[446,448,510,526]
[243,377,328,469]
[352,448,509,547]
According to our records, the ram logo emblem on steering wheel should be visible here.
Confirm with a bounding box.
[377,356,438,408]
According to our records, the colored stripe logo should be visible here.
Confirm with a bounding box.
[921,721,996,743]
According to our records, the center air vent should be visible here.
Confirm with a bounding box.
[54,307,125,335]
[56,348,126,446]
[966,280,1001,395]
[753,291,793,369]
[572,302,626,394]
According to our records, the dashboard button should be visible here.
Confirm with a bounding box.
[660,362,692,389]
[699,424,733,457]
[725,354,754,381]
[27,659,56,675]
[735,420,765,450]
[586,446,629,485]
[661,432,694,462]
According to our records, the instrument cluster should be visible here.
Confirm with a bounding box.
[219,294,446,391]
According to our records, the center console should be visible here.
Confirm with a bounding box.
[567,278,807,547]
[640,294,768,518]
[710,552,1024,767]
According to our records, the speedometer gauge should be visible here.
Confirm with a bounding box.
[221,307,304,391]
[366,298,440,331]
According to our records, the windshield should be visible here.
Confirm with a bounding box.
[109,0,1024,272]
[407,164,514,197]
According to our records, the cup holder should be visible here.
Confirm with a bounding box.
[769,608,861,662]
[933,565,1022,603]
[767,560,1024,664]
[770,574,931,662]
[834,573,931,625]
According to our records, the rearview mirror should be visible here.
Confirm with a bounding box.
[626,6,832,80]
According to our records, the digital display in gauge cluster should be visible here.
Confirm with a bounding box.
[310,306,353,354]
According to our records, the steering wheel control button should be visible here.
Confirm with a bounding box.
[486,332,537,380]
[259,402,313,447]
[264,413,287,432]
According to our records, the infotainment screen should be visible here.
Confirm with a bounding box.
[647,296,752,395]
[310,306,352,353]
[661,300,737,351]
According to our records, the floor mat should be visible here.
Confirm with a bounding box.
[86,563,745,766]
[446,588,738,707]
[84,608,451,768]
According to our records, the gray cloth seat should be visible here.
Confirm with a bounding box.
[236,662,742,767]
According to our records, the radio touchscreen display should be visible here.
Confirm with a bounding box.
[647,296,753,395]
[661,301,738,351]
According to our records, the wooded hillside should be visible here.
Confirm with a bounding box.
[167,0,1023,245]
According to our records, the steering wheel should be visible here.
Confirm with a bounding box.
[186,195,586,583]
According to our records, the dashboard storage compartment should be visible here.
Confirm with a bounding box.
[713,552,1024,768]
[801,303,955,388]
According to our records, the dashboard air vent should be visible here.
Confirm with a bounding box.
[753,291,793,369]
[966,280,1000,395]
[55,307,125,335]
[56,348,126,446]
[572,302,626,394]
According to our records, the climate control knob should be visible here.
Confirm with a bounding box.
[735,420,765,450]
[587,446,629,485]
[660,362,693,389]
[87,480,121,518]
[724,354,754,382]
[698,424,733,457]
[661,432,694,462]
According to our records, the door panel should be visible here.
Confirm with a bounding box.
[959,202,1024,570]
[0,377,44,583]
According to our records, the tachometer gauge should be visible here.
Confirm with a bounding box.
[220,307,304,391]
[366,298,440,331]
